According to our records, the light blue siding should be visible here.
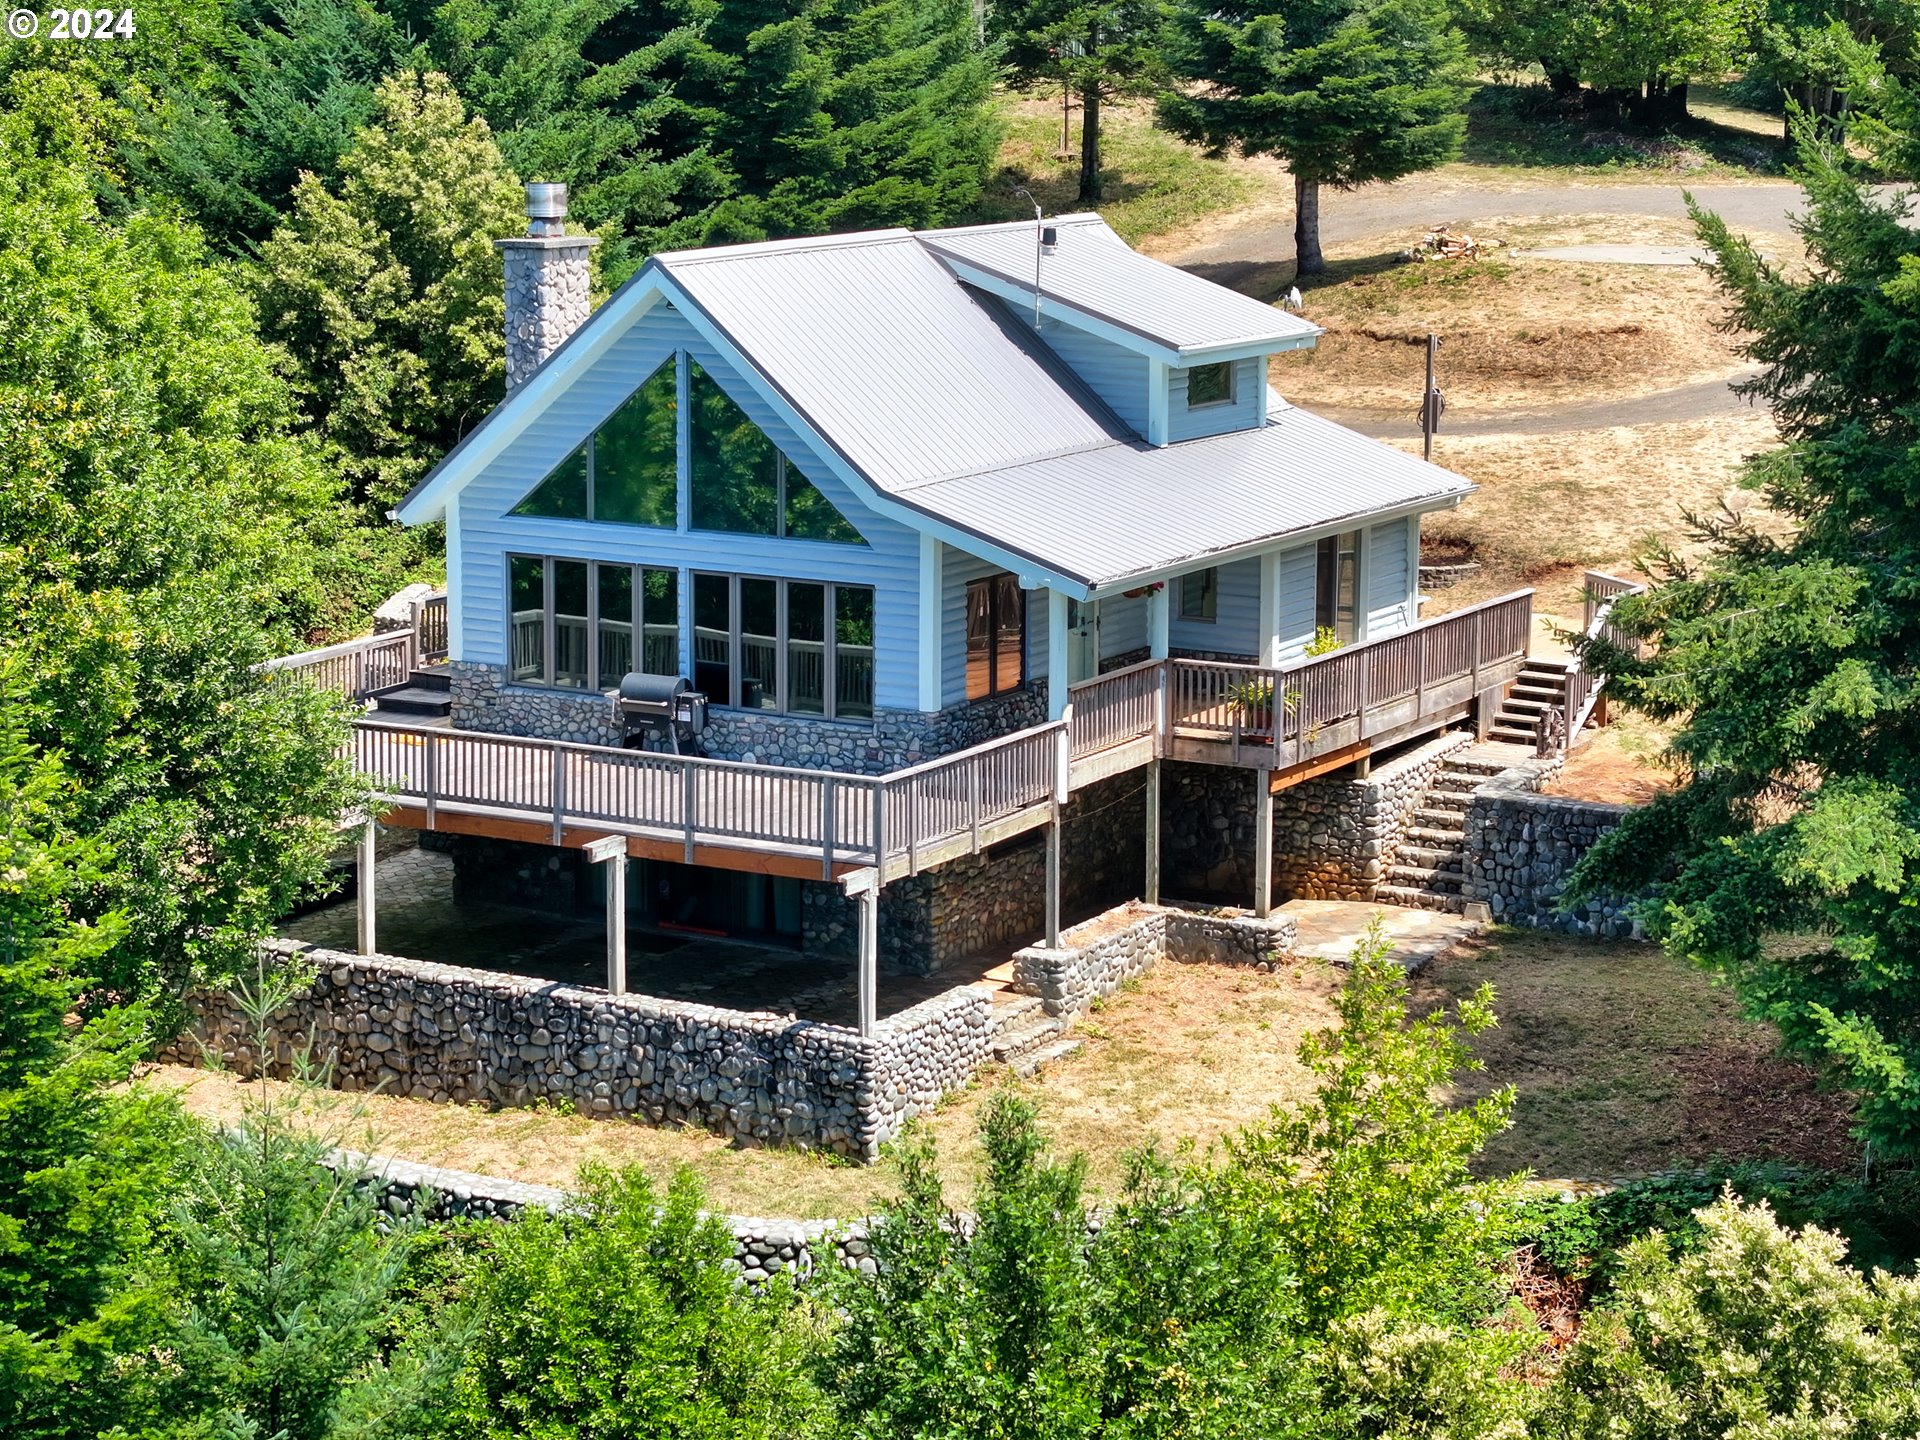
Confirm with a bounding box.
[1170,556,1259,657]
[1365,517,1413,638]
[1031,320,1150,435]
[1275,543,1318,663]
[1098,590,1147,658]
[453,302,926,711]
[1167,357,1266,442]
[940,546,1000,708]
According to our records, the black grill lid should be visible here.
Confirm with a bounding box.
[617,672,691,706]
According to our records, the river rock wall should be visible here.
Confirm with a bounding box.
[1460,768,1640,938]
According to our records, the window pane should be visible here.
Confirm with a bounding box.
[836,586,875,719]
[512,445,588,519]
[509,556,545,681]
[788,582,826,715]
[1181,568,1216,620]
[739,578,778,709]
[1335,532,1359,644]
[1188,362,1232,407]
[693,573,732,703]
[641,568,680,677]
[597,564,633,685]
[784,463,864,544]
[552,560,590,688]
[992,574,1024,694]
[593,362,678,527]
[965,579,991,702]
[689,360,777,534]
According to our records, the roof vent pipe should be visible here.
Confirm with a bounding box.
[1040,225,1058,254]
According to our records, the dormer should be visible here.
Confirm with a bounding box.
[919,214,1320,445]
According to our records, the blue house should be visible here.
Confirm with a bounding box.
[342,185,1546,1034]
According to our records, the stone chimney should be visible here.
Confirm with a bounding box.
[497,182,599,391]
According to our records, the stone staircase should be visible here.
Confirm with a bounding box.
[979,961,1083,1075]
[1488,657,1573,748]
[371,666,453,720]
[1372,746,1517,915]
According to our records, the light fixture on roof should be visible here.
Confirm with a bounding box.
[1013,186,1046,329]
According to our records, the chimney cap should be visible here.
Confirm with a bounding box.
[525,182,568,236]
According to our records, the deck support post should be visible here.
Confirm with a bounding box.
[1144,759,1161,906]
[356,820,377,956]
[584,836,629,996]
[1047,588,1072,723]
[1045,802,1062,949]
[856,885,879,1038]
[1253,771,1274,919]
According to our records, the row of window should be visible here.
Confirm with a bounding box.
[511,355,865,546]
[508,556,876,720]
[1175,532,1361,644]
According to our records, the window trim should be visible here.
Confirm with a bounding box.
[1184,360,1236,411]
[690,569,876,722]
[1179,567,1218,623]
[507,553,680,691]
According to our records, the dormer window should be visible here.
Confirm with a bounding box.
[1186,361,1234,408]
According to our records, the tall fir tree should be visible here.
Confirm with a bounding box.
[1565,107,1920,1156]
[1159,0,1474,275]
[987,0,1166,202]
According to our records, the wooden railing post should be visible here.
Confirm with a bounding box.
[906,774,920,875]
[550,742,566,846]
[424,731,439,827]
[969,757,982,853]
[683,766,697,865]
[821,776,836,881]
[872,778,888,877]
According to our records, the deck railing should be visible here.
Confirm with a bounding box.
[264,631,416,699]
[1564,571,1647,745]
[1068,658,1162,758]
[1166,590,1534,766]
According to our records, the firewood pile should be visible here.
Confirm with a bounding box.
[1400,224,1485,262]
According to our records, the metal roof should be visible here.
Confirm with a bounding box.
[892,401,1472,589]
[654,231,1124,495]
[919,215,1322,359]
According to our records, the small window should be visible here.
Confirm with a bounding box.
[966,573,1026,702]
[1186,361,1234,408]
[1179,568,1218,622]
[1316,531,1361,645]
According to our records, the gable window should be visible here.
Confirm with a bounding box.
[1315,531,1361,645]
[1179,567,1218,622]
[512,360,678,526]
[690,359,864,543]
[692,572,875,719]
[509,554,680,688]
[1186,361,1234,408]
[965,573,1026,701]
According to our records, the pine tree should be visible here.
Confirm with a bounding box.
[988,0,1167,202]
[1160,0,1474,275]
[1565,109,1920,1156]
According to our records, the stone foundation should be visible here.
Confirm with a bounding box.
[167,940,993,1161]
[1012,902,1298,1017]
[1164,731,1471,902]
[1461,767,1639,937]
[447,661,1047,772]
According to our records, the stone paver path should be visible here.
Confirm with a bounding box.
[1280,898,1482,972]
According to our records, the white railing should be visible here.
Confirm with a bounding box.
[263,631,415,701]
[1564,571,1648,746]
[1068,658,1161,758]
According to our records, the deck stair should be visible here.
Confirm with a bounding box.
[370,667,453,720]
[1488,658,1573,747]
[987,992,1081,1074]
[1372,747,1511,915]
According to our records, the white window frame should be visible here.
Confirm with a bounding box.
[690,570,876,722]
[506,554,680,690]
[1184,361,1236,410]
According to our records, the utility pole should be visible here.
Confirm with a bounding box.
[1420,333,1444,462]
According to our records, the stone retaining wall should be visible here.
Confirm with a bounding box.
[1165,731,1471,902]
[1460,768,1638,938]
[447,661,1046,772]
[167,941,993,1161]
[1012,902,1298,1017]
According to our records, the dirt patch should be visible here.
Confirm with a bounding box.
[1415,928,1860,1181]
[1546,719,1678,806]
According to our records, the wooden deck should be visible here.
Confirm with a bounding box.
[291,591,1536,883]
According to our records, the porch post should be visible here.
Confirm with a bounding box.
[1047,588,1072,723]
[1257,552,1282,668]
[1144,759,1161,905]
[584,836,629,996]
[1253,771,1274,919]
[857,885,878,1038]
[1147,582,1170,660]
[356,820,377,956]
[1045,803,1062,948]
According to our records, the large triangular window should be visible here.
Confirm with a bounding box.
[511,360,678,526]
[689,360,865,544]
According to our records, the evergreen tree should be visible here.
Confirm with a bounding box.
[250,69,527,507]
[1565,110,1920,1156]
[1160,0,1474,275]
[988,0,1167,202]
[0,70,372,1005]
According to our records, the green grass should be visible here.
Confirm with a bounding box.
[963,94,1272,245]
[1458,82,1788,181]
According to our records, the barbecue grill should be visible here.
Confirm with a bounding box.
[615,673,708,754]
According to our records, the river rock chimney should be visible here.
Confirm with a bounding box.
[497,182,599,391]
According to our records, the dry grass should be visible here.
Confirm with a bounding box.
[150,929,1849,1212]
[1548,715,1681,806]
[1268,218,1757,413]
